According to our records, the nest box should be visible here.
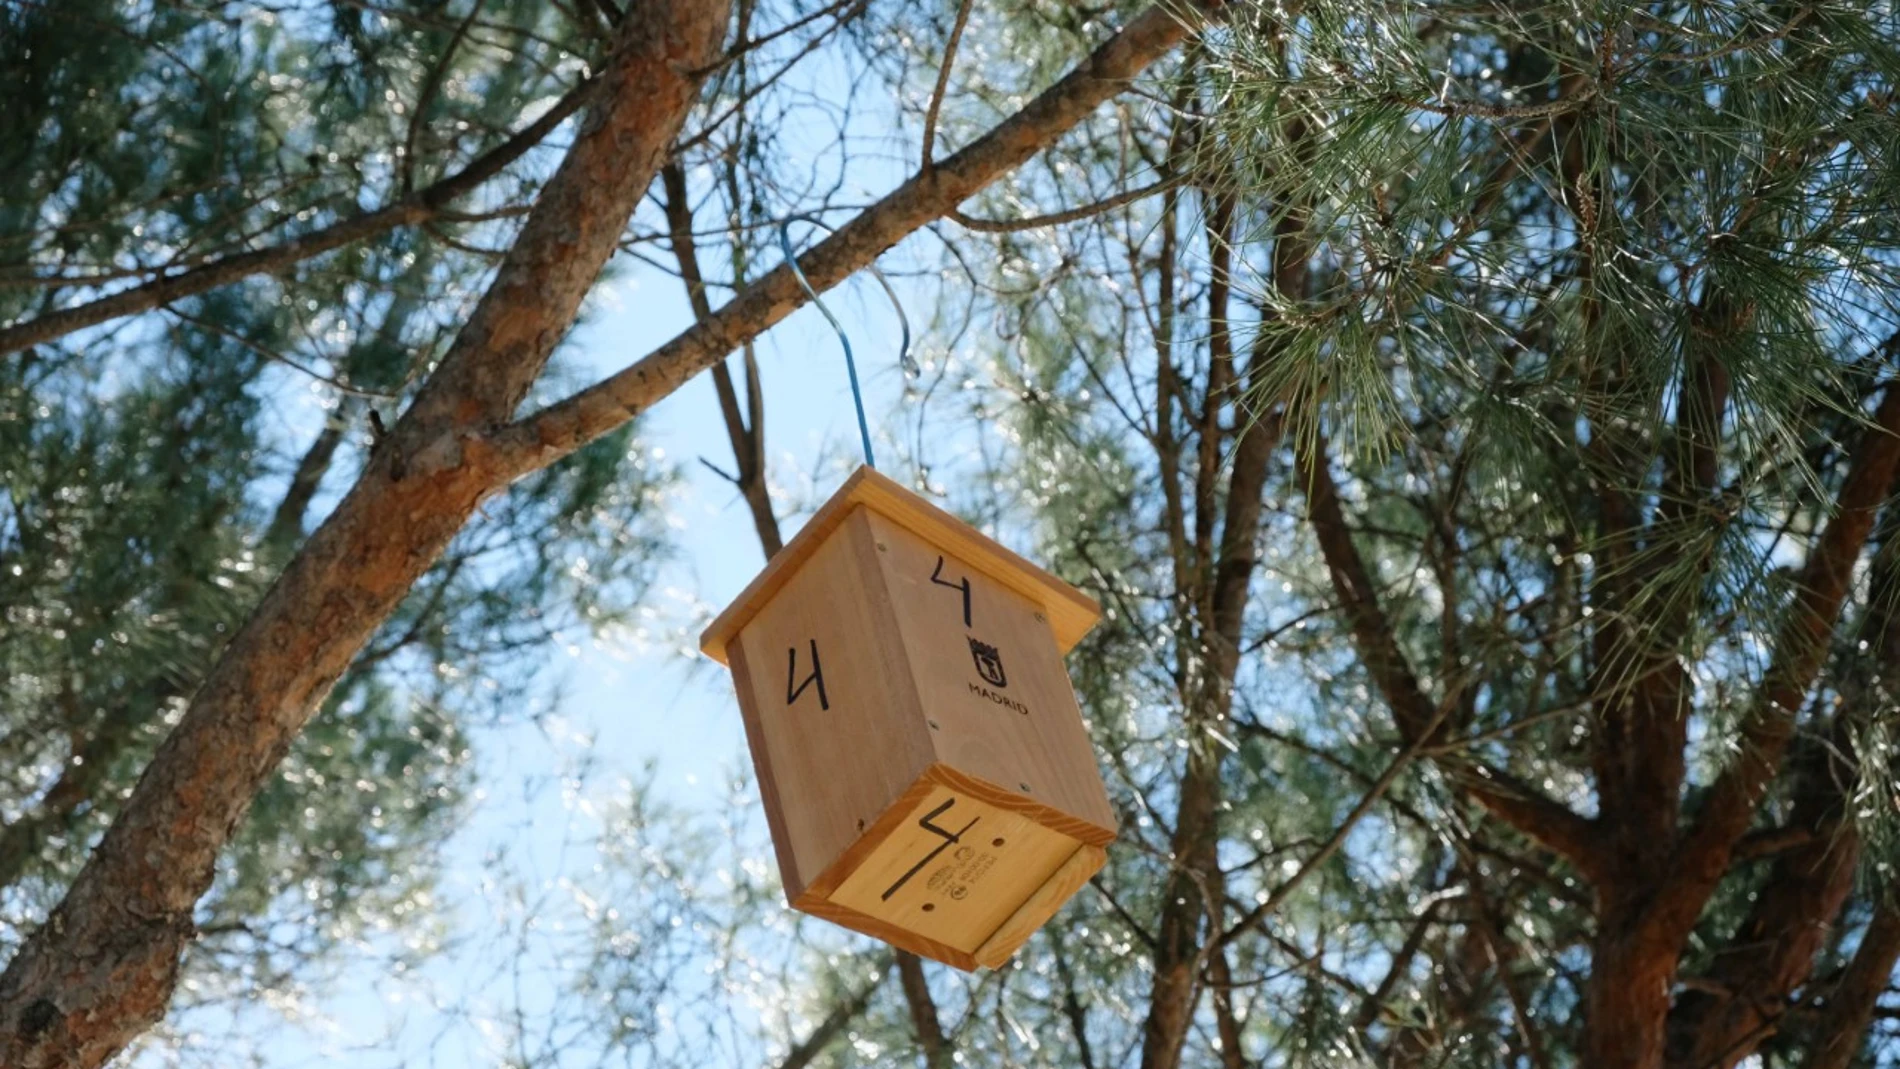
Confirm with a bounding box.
[700,467,1116,970]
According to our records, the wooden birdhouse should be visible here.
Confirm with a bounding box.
[700,467,1116,970]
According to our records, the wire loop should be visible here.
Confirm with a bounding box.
[778,218,913,469]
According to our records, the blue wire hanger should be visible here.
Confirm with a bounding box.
[778,218,914,470]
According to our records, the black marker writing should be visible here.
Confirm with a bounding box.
[930,555,972,628]
[882,798,979,900]
[786,639,829,711]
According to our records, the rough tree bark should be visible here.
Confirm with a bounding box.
[0,5,728,1064]
[1582,384,1900,1069]
[1799,903,1900,1069]
[0,5,1213,1066]
[1664,471,1900,1068]
[487,3,1215,473]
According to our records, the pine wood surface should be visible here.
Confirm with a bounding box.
[701,466,1101,663]
[708,470,1118,968]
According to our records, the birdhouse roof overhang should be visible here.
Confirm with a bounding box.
[699,466,1101,664]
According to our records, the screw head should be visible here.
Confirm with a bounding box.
[1018,782,1032,793]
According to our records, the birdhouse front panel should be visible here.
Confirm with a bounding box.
[862,510,1118,841]
[725,510,937,901]
[701,467,1117,971]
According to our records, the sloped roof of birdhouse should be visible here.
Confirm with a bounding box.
[699,466,1101,664]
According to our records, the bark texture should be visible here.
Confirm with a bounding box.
[492,2,1213,472]
[1581,384,1900,1069]
[1665,465,1900,1067]
[0,4,726,1063]
[1800,904,1900,1069]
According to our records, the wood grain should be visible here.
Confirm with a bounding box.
[973,843,1107,969]
[826,782,1075,956]
[728,510,935,898]
[868,511,1119,839]
[791,893,979,972]
[701,467,1101,662]
[707,473,1118,970]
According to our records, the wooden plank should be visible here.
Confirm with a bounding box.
[869,512,1119,839]
[726,640,806,900]
[702,466,1101,662]
[728,511,934,897]
[800,772,941,903]
[790,894,979,971]
[825,780,1077,956]
[930,764,1115,847]
[972,843,1107,969]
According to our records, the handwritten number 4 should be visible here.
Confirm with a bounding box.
[786,638,829,711]
[930,555,972,628]
[882,797,980,901]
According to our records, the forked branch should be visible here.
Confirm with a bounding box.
[1296,431,1609,882]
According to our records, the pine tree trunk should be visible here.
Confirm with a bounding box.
[1585,900,1679,1069]
[0,4,729,1062]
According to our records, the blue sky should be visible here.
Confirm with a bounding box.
[159,43,964,1065]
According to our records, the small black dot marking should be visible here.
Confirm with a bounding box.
[922,903,936,912]
[991,837,1005,848]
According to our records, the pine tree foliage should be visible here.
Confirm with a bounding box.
[0,0,672,1047]
[882,1,1900,1066]
[9,0,1900,1067]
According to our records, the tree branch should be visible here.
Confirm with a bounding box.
[898,951,953,1069]
[1664,466,1900,1069]
[659,161,782,556]
[920,0,975,170]
[1296,430,1609,882]
[778,958,891,1069]
[1798,903,1900,1069]
[0,76,596,357]
[1651,383,1900,945]
[949,176,1180,232]
[0,5,726,1063]
[491,2,1219,476]
[1214,695,1451,953]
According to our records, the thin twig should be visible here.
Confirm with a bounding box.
[161,306,399,400]
[1,74,597,355]
[950,175,1182,232]
[921,0,976,170]
[1211,697,1456,954]
[1401,85,1594,121]
[403,0,483,194]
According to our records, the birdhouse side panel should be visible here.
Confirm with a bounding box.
[864,512,1117,841]
[728,510,936,899]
